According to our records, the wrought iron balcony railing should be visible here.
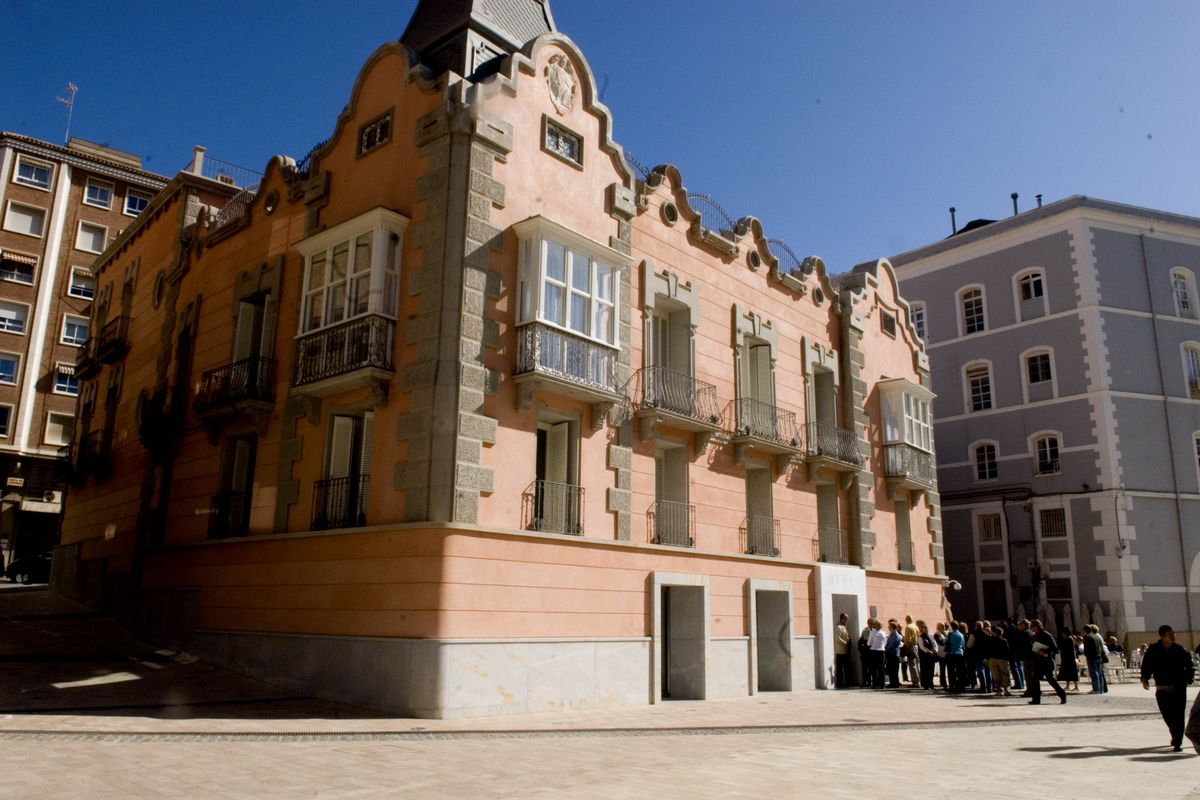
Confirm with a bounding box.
[814,526,850,564]
[312,474,369,531]
[632,366,721,425]
[883,443,935,487]
[1036,459,1061,475]
[74,340,99,378]
[648,499,695,548]
[732,398,800,448]
[742,515,781,557]
[97,316,130,363]
[514,322,618,396]
[209,491,251,539]
[194,357,275,415]
[294,315,394,387]
[804,422,863,467]
[523,480,584,536]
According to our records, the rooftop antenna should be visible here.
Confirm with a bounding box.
[949,207,958,234]
[56,82,78,144]
[1011,192,1019,216]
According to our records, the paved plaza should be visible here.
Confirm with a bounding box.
[1,588,1196,799]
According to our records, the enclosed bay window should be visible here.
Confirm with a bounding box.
[879,378,935,489]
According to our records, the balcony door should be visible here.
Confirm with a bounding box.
[323,412,373,527]
[534,419,579,534]
[745,466,775,555]
[739,339,775,439]
[214,436,256,537]
[654,445,690,545]
[649,307,694,415]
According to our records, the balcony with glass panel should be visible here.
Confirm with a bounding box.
[631,366,721,446]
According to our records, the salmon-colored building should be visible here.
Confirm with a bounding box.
[57,0,948,717]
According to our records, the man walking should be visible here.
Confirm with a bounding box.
[1083,624,1108,694]
[833,613,851,688]
[903,615,921,687]
[1140,624,1195,752]
[1028,619,1066,705]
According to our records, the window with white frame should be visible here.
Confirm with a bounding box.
[974,443,998,481]
[75,221,107,253]
[1034,434,1060,475]
[0,301,28,334]
[124,189,152,217]
[879,380,933,452]
[296,208,406,334]
[0,251,36,284]
[53,364,79,395]
[977,512,1003,542]
[966,364,992,412]
[1018,271,1044,301]
[1173,269,1198,319]
[61,314,88,346]
[3,202,46,238]
[1027,352,1052,384]
[1185,345,1200,399]
[910,302,925,339]
[960,287,985,334]
[67,267,95,299]
[0,353,18,385]
[83,178,114,209]
[515,216,624,347]
[43,412,74,446]
[0,405,11,438]
[13,155,53,190]
[1039,508,1067,538]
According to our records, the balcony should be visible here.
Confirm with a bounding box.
[632,366,722,445]
[312,475,369,531]
[96,316,130,363]
[730,398,801,468]
[1036,459,1061,476]
[294,315,394,397]
[513,322,622,418]
[74,340,99,378]
[194,357,275,420]
[804,422,863,472]
[742,515,780,557]
[882,443,935,492]
[209,491,251,539]
[813,526,850,564]
[523,480,584,536]
[647,499,695,548]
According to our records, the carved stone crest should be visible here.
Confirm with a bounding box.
[545,54,576,115]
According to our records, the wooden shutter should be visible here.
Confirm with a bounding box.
[654,451,666,502]
[328,416,358,479]
[746,467,772,519]
[544,422,569,484]
[752,344,773,405]
[653,313,669,369]
[359,411,374,477]
[233,302,263,361]
[231,438,255,494]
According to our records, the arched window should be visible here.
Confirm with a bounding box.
[974,442,998,481]
[1172,269,1197,319]
[960,287,986,335]
[1033,434,1061,475]
[1184,344,1200,399]
[964,362,993,412]
[910,302,926,340]
[1015,268,1048,321]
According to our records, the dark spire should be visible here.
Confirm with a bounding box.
[401,0,556,80]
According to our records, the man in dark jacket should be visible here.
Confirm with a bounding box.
[1011,619,1034,696]
[1028,619,1066,705]
[1140,624,1196,752]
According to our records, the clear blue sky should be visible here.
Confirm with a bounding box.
[4,1,1198,270]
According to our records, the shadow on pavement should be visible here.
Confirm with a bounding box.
[1019,744,1193,760]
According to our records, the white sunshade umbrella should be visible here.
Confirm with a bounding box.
[1079,604,1091,627]
[1092,603,1106,633]
[1115,604,1128,641]
[1061,602,1074,634]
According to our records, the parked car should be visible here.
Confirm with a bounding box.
[5,552,51,584]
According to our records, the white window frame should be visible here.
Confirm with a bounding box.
[294,207,408,335]
[972,440,999,482]
[0,250,37,284]
[0,300,30,335]
[963,360,993,414]
[43,411,74,447]
[1030,431,1062,476]
[974,508,1004,544]
[910,302,926,341]
[1012,267,1049,320]
[75,221,108,254]
[3,201,47,238]
[0,352,20,385]
[83,177,115,210]
[0,404,12,439]
[124,189,153,217]
[878,378,934,452]
[12,155,54,191]
[514,215,629,349]
[52,364,79,396]
[1173,268,1197,319]
[1020,346,1057,403]
[958,285,987,337]
[1182,342,1200,400]
[60,314,89,347]
[67,266,96,300]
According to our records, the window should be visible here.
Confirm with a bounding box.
[1039,508,1067,538]
[13,156,52,190]
[1173,269,1197,319]
[61,314,89,346]
[53,365,78,395]
[904,391,932,451]
[961,287,985,334]
[543,118,582,166]
[1185,345,1200,399]
[358,111,392,156]
[83,178,114,209]
[879,379,934,452]
[3,202,46,238]
[977,513,1002,543]
[296,208,406,333]
[75,222,108,254]
[1027,352,1052,384]
[966,364,992,411]
[0,251,36,284]
[1034,435,1060,475]
[44,412,74,446]
[124,190,152,217]
[974,443,998,481]
[1018,272,1044,301]
[516,217,623,347]
[531,417,581,535]
[68,267,95,299]
[910,303,925,339]
[0,353,18,384]
[0,405,11,438]
[881,311,897,338]
[0,301,29,334]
